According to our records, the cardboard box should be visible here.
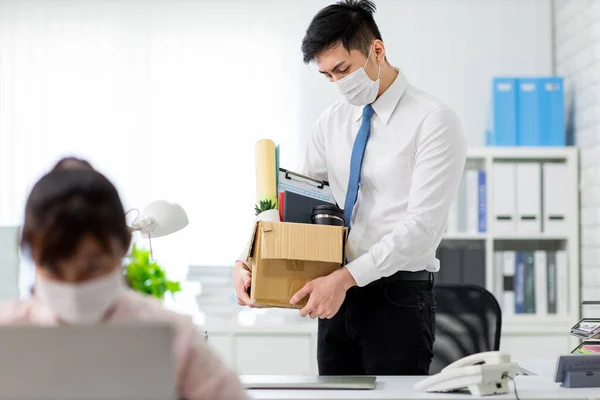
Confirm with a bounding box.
[246,221,346,309]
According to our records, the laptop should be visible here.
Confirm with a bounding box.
[0,323,176,400]
[241,375,377,390]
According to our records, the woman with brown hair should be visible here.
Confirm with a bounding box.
[0,157,248,400]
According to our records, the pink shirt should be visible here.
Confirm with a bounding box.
[0,290,249,400]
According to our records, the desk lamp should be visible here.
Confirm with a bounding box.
[127,200,189,258]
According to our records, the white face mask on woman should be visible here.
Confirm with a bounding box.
[332,46,381,106]
[35,268,125,324]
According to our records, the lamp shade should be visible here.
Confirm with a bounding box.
[132,200,189,238]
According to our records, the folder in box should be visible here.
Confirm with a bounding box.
[492,163,517,233]
[278,192,285,222]
[542,162,568,233]
[489,78,518,146]
[282,191,330,224]
[516,163,541,233]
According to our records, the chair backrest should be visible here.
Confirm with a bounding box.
[430,284,502,375]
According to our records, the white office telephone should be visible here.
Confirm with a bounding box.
[414,352,520,396]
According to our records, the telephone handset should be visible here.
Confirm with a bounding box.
[414,351,519,396]
[444,352,511,370]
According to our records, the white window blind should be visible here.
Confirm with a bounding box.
[0,0,313,278]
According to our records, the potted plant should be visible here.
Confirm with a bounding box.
[124,244,181,300]
[254,198,279,222]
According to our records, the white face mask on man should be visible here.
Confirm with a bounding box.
[35,268,125,324]
[333,46,381,106]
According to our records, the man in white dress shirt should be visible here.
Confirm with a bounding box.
[234,0,467,375]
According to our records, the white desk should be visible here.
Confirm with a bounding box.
[248,376,599,400]
[518,358,558,379]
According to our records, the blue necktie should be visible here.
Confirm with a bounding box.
[343,104,374,228]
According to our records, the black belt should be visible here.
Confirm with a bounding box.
[380,270,432,284]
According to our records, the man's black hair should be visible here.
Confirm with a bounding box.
[301,0,382,64]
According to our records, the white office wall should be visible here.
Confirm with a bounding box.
[0,0,552,277]
[553,0,600,312]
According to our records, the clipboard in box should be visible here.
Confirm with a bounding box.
[278,168,335,204]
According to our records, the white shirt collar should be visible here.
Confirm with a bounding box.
[353,68,408,124]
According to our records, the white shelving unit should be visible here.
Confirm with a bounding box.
[441,146,580,356]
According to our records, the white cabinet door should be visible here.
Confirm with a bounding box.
[235,335,312,375]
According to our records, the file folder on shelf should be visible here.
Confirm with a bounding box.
[465,170,479,233]
[489,78,518,146]
[542,77,565,146]
[516,163,541,233]
[517,79,543,146]
[492,163,517,233]
[535,250,548,316]
[542,162,568,234]
[518,77,565,146]
[514,252,526,314]
[556,250,569,316]
[503,251,515,317]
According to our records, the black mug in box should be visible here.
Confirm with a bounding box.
[311,205,345,227]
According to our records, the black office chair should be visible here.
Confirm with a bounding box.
[430,284,502,375]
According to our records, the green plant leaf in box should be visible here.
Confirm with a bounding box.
[124,244,181,300]
[254,197,277,216]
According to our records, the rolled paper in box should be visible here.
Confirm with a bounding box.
[255,139,278,208]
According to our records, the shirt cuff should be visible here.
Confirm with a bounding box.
[345,253,381,287]
[236,257,251,269]
[236,249,250,269]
